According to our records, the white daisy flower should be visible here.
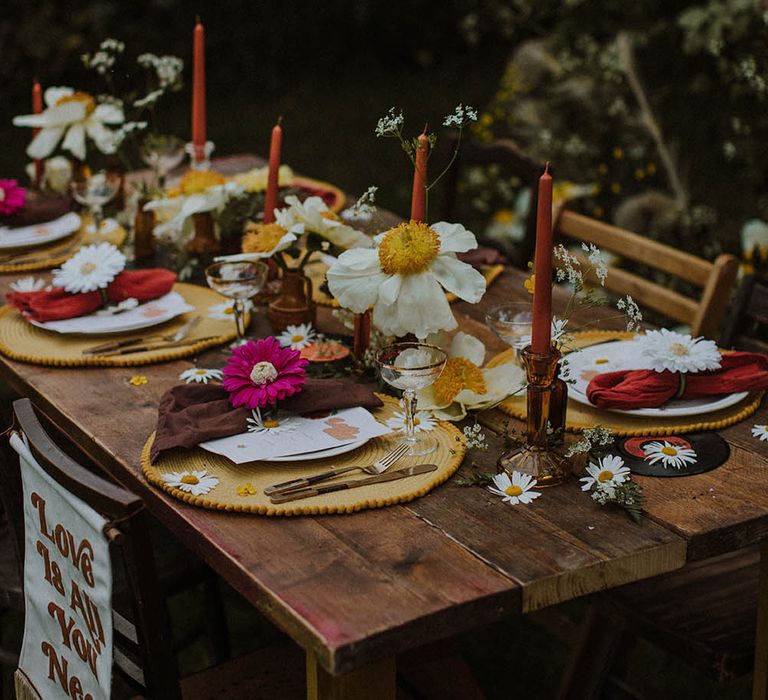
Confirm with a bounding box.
[207,300,253,320]
[214,225,297,263]
[642,440,698,469]
[416,331,525,421]
[179,367,223,384]
[385,410,437,433]
[752,425,768,442]
[519,316,570,349]
[9,276,47,293]
[246,408,297,434]
[328,220,487,338]
[640,329,721,374]
[487,471,541,505]
[277,323,316,350]
[276,195,372,250]
[580,454,631,491]
[13,87,124,161]
[52,242,126,293]
[162,470,218,496]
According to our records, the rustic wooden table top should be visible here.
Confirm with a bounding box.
[0,158,766,679]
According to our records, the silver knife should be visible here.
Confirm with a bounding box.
[268,464,438,504]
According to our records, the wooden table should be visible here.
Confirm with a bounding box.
[0,165,766,699]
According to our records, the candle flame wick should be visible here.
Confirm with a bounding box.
[544,161,551,175]
[421,123,428,136]
[195,14,201,24]
[277,115,283,126]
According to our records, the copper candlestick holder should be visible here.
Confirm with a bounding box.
[497,345,569,487]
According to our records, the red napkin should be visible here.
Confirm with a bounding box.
[7,269,177,323]
[586,352,768,409]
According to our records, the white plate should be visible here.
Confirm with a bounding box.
[0,212,81,250]
[29,291,194,336]
[264,438,368,462]
[566,339,748,417]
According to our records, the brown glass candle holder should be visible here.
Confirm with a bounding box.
[497,345,569,487]
[187,212,220,255]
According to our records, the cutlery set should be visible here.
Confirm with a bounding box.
[82,316,203,356]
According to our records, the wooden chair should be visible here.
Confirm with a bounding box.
[554,208,740,339]
[719,273,768,352]
[5,398,304,699]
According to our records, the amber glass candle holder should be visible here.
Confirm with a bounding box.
[497,345,569,487]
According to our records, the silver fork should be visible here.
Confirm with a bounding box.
[264,441,410,496]
[82,316,202,355]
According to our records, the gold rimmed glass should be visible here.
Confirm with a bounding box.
[205,261,268,346]
[71,170,120,235]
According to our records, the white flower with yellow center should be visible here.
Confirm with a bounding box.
[385,410,437,433]
[10,276,48,293]
[216,222,297,264]
[276,195,372,250]
[642,440,698,469]
[13,87,124,161]
[641,329,721,373]
[162,470,219,496]
[277,323,316,350]
[207,299,253,320]
[179,367,223,384]
[232,164,294,192]
[416,332,524,421]
[52,242,126,293]
[246,407,297,434]
[327,221,487,338]
[752,424,768,442]
[580,455,631,492]
[487,471,541,505]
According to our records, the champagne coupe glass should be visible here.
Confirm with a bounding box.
[486,302,534,365]
[71,171,120,235]
[205,261,269,347]
[140,135,185,188]
[377,342,447,456]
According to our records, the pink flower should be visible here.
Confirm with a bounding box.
[0,180,26,216]
[222,337,308,409]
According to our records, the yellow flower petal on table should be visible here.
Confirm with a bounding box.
[237,482,258,497]
[128,375,149,386]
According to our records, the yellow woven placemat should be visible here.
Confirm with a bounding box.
[0,282,241,367]
[141,396,465,516]
[491,330,764,436]
[0,217,127,273]
[307,261,506,308]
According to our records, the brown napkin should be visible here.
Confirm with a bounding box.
[151,378,383,461]
[2,192,73,227]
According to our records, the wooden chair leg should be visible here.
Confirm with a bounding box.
[306,652,396,700]
[558,602,627,700]
[202,572,231,664]
[754,540,768,700]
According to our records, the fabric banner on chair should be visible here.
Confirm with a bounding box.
[10,432,113,700]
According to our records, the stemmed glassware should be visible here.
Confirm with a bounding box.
[376,342,447,456]
[205,261,269,347]
[140,135,185,188]
[486,301,534,365]
[71,170,121,235]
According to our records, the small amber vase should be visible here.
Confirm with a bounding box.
[133,197,156,260]
[267,269,316,332]
[187,212,220,255]
[497,345,569,487]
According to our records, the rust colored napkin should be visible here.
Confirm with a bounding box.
[1,193,73,227]
[586,352,768,409]
[7,269,177,322]
[150,379,384,461]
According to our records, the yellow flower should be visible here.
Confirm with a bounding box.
[178,169,226,195]
[612,147,624,160]
[236,482,258,497]
[597,163,609,175]
[524,273,535,294]
[432,357,487,406]
[233,164,293,193]
[593,205,605,217]
[55,91,96,115]
[377,221,441,275]
[242,222,290,253]
[128,375,148,386]
[610,182,622,194]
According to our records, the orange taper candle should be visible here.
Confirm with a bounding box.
[191,17,207,160]
[410,127,428,222]
[530,162,554,354]
[32,80,44,188]
[263,117,283,224]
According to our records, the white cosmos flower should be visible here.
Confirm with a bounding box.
[385,410,437,433]
[580,454,631,491]
[275,195,372,250]
[327,220,487,338]
[13,87,124,161]
[487,471,541,505]
[277,322,316,350]
[179,367,223,384]
[208,300,253,320]
[640,329,721,373]
[52,242,126,293]
[9,276,48,293]
[751,424,768,442]
[162,470,219,496]
[246,408,297,434]
[416,332,525,421]
[642,440,698,469]
[215,225,297,263]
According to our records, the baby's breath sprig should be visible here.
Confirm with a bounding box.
[566,425,616,458]
[461,423,489,450]
[591,481,645,523]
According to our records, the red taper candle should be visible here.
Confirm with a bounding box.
[263,117,283,224]
[410,126,428,222]
[191,17,207,160]
[32,80,44,188]
[530,162,553,354]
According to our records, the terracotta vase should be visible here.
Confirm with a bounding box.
[267,269,316,332]
[133,197,156,260]
[187,212,220,255]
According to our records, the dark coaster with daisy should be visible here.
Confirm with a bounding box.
[617,433,730,477]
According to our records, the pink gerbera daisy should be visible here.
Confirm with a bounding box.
[0,180,26,217]
[222,337,308,409]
